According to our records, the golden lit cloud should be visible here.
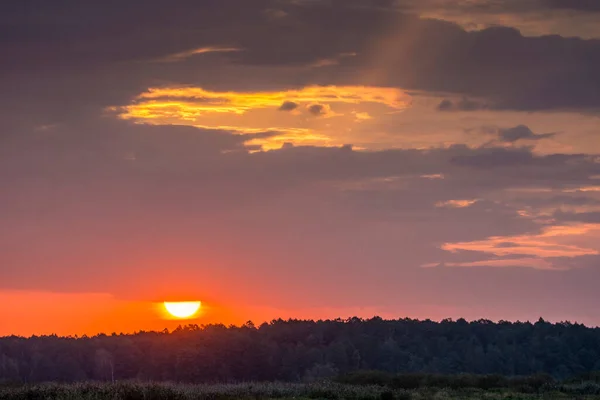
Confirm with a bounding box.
[115,85,410,150]
[113,87,600,153]
[125,85,406,113]
[436,199,478,208]
[354,112,373,122]
[245,130,334,151]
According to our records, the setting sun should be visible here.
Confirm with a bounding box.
[163,301,201,319]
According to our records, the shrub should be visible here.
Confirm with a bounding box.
[337,371,394,386]
[380,390,395,400]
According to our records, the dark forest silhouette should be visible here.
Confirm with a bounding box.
[2,317,600,384]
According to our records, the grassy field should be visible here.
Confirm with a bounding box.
[3,381,600,400]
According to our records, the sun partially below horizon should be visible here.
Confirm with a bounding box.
[163,301,202,319]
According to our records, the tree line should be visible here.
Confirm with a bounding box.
[1,317,600,383]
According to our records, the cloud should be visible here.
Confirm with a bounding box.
[437,99,454,111]
[421,174,445,180]
[115,85,409,149]
[4,0,600,111]
[450,147,536,168]
[307,103,331,116]
[543,0,600,12]
[423,258,556,270]
[440,223,600,269]
[511,195,600,208]
[555,211,600,223]
[308,52,358,68]
[155,46,242,63]
[436,199,479,208]
[278,101,299,111]
[120,85,406,118]
[353,112,372,122]
[497,125,556,142]
[395,25,600,111]
[244,130,333,150]
[564,186,600,193]
[415,0,600,38]
[264,8,289,20]
[437,97,487,111]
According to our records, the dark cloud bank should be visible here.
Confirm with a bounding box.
[2,0,600,112]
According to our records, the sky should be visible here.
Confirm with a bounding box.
[2,0,600,336]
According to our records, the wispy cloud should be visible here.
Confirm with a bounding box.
[308,52,357,68]
[441,223,600,262]
[155,46,242,63]
[422,258,556,270]
[564,186,600,193]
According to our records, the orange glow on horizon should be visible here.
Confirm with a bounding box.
[0,290,410,337]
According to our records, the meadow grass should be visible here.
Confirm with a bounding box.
[1,381,599,400]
